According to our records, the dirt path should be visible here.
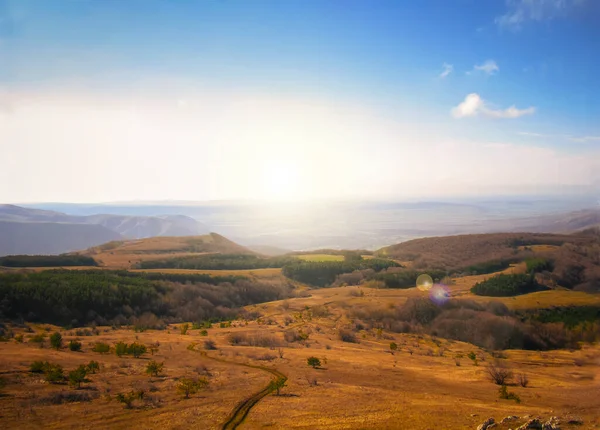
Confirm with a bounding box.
[194,349,287,430]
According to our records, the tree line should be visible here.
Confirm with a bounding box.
[0,270,292,326]
[136,253,298,270]
[0,254,98,267]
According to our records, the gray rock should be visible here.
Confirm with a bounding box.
[517,419,543,430]
[502,416,520,423]
[477,417,495,430]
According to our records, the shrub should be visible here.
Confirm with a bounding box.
[50,332,63,350]
[498,384,521,403]
[180,323,189,335]
[517,373,529,388]
[307,357,321,368]
[127,342,147,358]
[29,333,46,344]
[15,334,24,343]
[389,342,398,351]
[115,341,128,357]
[68,365,88,388]
[69,340,82,352]
[145,360,164,377]
[44,364,65,383]
[204,340,217,350]
[177,377,208,399]
[92,342,110,354]
[30,361,50,373]
[86,361,100,374]
[486,362,513,385]
[227,332,281,347]
[338,329,358,343]
[199,329,208,336]
[115,390,144,408]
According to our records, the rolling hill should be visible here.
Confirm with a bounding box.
[83,233,256,268]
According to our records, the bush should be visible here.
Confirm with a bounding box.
[30,361,50,373]
[29,333,46,344]
[68,365,88,388]
[180,323,189,335]
[44,364,65,384]
[15,334,24,343]
[203,340,217,350]
[145,360,164,377]
[338,329,358,343]
[86,361,100,374]
[227,332,281,347]
[390,342,398,351]
[486,362,513,385]
[498,384,521,403]
[517,373,529,387]
[92,342,110,354]
[69,340,82,352]
[115,390,144,409]
[307,357,321,368]
[177,377,208,399]
[199,329,208,336]
[50,332,63,350]
[268,378,286,395]
[128,342,147,358]
[115,341,128,357]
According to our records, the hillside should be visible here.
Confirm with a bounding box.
[0,205,209,256]
[377,232,592,269]
[0,220,122,256]
[84,233,256,268]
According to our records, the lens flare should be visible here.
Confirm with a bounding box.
[429,284,450,305]
[416,274,433,291]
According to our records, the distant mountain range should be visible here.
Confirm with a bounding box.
[0,204,209,256]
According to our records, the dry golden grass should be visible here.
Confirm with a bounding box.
[1,263,599,429]
[1,294,599,429]
[131,268,284,279]
[82,234,254,269]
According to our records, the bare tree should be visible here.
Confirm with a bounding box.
[486,361,513,385]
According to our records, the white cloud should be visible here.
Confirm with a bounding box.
[451,93,536,119]
[472,60,499,75]
[496,0,586,29]
[439,63,453,78]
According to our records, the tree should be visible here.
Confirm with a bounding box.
[389,342,398,352]
[50,332,63,350]
[268,378,286,396]
[86,361,100,374]
[69,340,82,351]
[69,365,88,389]
[146,360,164,377]
[177,377,208,399]
[307,357,321,369]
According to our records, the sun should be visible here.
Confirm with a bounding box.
[260,162,302,201]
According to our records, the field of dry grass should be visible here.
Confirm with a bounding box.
[80,234,255,269]
[2,274,599,430]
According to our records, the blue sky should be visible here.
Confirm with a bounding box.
[1,0,599,202]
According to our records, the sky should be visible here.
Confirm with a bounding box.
[1,0,599,203]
